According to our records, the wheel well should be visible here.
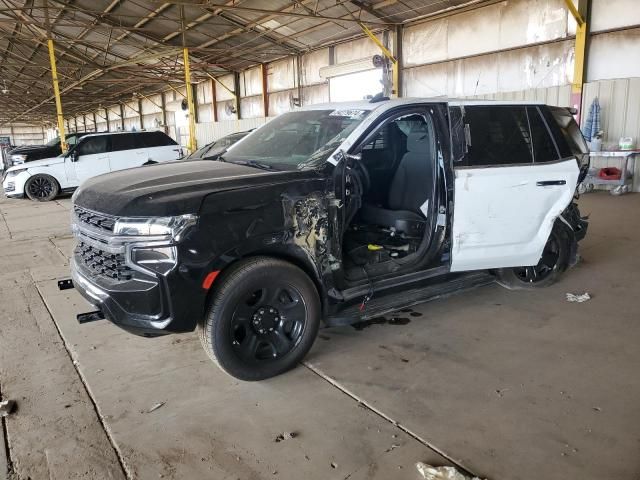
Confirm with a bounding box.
[26,172,62,190]
[202,252,326,318]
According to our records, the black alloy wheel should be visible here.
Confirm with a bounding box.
[199,257,321,381]
[230,285,307,362]
[25,174,59,202]
[495,224,570,290]
[513,233,560,283]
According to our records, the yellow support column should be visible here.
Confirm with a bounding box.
[359,23,398,98]
[47,39,67,153]
[183,47,197,152]
[565,0,589,121]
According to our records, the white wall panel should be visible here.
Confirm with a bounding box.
[404,0,572,67]
[302,84,329,105]
[216,74,235,101]
[195,117,272,146]
[301,48,329,86]
[142,113,163,129]
[197,104,213,123]
[197,80,212,104]
[591,0,640,32]
[268,90,294,115]
[587,29,640,82]
[335,36,388,64]
[404,19,448,66]
[240,66,263,97]
[216,99,238,121]
[240,95,263,118]
[404,40,573,97]
[0,125,45,146]
[447,4,502,59]
[141,95,162,115]
[268,58,296,92]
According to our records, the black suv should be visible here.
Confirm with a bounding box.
[68,99,589,380]
[9,132,90,165]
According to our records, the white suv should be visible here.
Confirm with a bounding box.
[2,130,182,201]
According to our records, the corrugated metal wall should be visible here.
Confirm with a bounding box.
[0,125,45,146]
[195,117,273,146]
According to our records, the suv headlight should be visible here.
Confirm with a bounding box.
[114,214,197,241]
[11,155,27,165]
[6,168,27,177]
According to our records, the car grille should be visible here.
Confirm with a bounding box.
[75,241,132,281]
[73,205,116,232]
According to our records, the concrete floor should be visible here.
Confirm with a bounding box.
[0,192,639,480]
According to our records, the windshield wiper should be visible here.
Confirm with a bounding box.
[223,158,274,171]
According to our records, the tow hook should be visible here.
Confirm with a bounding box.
[77,310,105,324]
[57,278,74,290]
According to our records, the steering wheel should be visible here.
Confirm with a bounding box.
[348,157,371,193]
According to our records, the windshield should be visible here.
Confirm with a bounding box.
[45,137,60,147]
[186,141,215,159]
[222,109,370,170]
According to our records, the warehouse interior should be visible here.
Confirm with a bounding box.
[1,1,639,479]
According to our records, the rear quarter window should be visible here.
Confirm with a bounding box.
[142,131,177,148]
[544,107,588,157]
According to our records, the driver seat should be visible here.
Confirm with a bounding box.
[359,131,433,236]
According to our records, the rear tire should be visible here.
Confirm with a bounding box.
[495,224,570,290]
[25,174,59,202]
[199,257,321,381]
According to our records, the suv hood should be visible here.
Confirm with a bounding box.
[10,145,47,154]
[7,155,63,171]
[73,160,321,217]
[9,144,60,162]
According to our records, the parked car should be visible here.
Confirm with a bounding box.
[67,98,589,381]
[3,130,181,201]
[185,130,252,161]
[9,132,91,165]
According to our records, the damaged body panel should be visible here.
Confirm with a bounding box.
[68,98,590,380]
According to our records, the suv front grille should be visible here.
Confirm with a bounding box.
[74,205,116,233]
[75,241,132,281]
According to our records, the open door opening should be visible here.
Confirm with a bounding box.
[340,112,440,282]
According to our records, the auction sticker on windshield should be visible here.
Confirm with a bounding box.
[329,109,367,119]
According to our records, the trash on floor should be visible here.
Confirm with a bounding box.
[147,401,166,413]
[565,292,591,303]
[274,431,297,442]
[416,462,486,480]
[0,399,16,417]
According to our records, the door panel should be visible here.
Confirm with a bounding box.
[74,153,111,184]
[450,159,579,271]
[147,146,180,162]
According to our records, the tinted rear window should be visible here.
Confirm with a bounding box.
[141,131,177,147]
[111,134,137,152]
[465,106,533,166]
[545,107,588,157]
[527,107,560,163]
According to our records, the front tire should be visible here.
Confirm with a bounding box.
[199,257,321,381]
[25,174,59,202]
[495,224,570,290]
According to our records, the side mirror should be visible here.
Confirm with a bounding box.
[69,150,79,162]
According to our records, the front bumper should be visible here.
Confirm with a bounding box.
[71,242,206,337]
[3,171,29,198]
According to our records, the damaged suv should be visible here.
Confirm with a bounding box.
[67,98,589,380]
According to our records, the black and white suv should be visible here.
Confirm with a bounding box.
[66,98,589,380]
[3,130,181,201]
